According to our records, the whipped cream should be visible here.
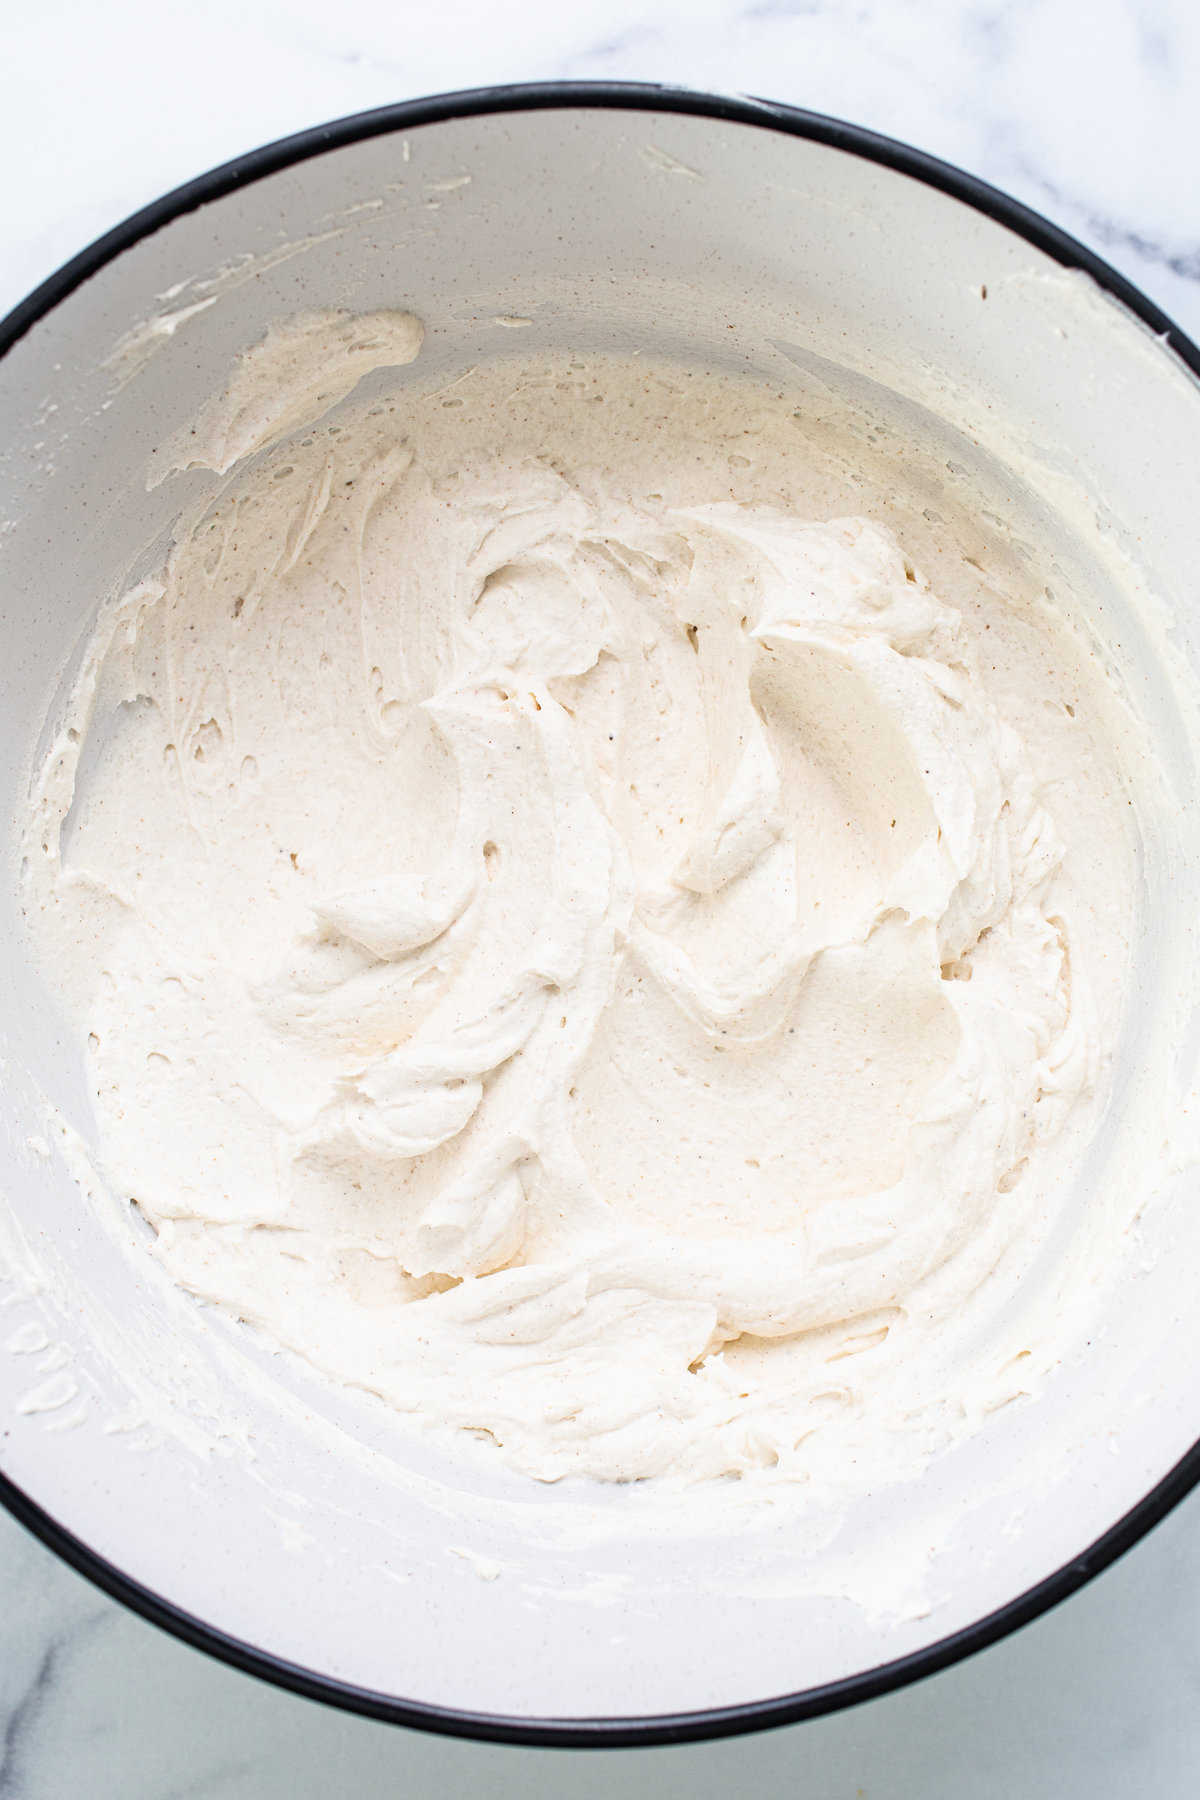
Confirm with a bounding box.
[23,320,1141,1488]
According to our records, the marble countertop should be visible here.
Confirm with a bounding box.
[3,2,1200,1794]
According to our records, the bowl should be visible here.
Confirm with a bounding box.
[3,81,1200,1746]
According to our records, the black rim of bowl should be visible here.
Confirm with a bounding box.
[2,79,1199,1751]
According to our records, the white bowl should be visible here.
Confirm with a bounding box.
[3,83,1200,1746]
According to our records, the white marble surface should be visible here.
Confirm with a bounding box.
[3,1,1200,1794]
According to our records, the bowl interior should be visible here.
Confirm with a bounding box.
[2,97,1200,1728]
